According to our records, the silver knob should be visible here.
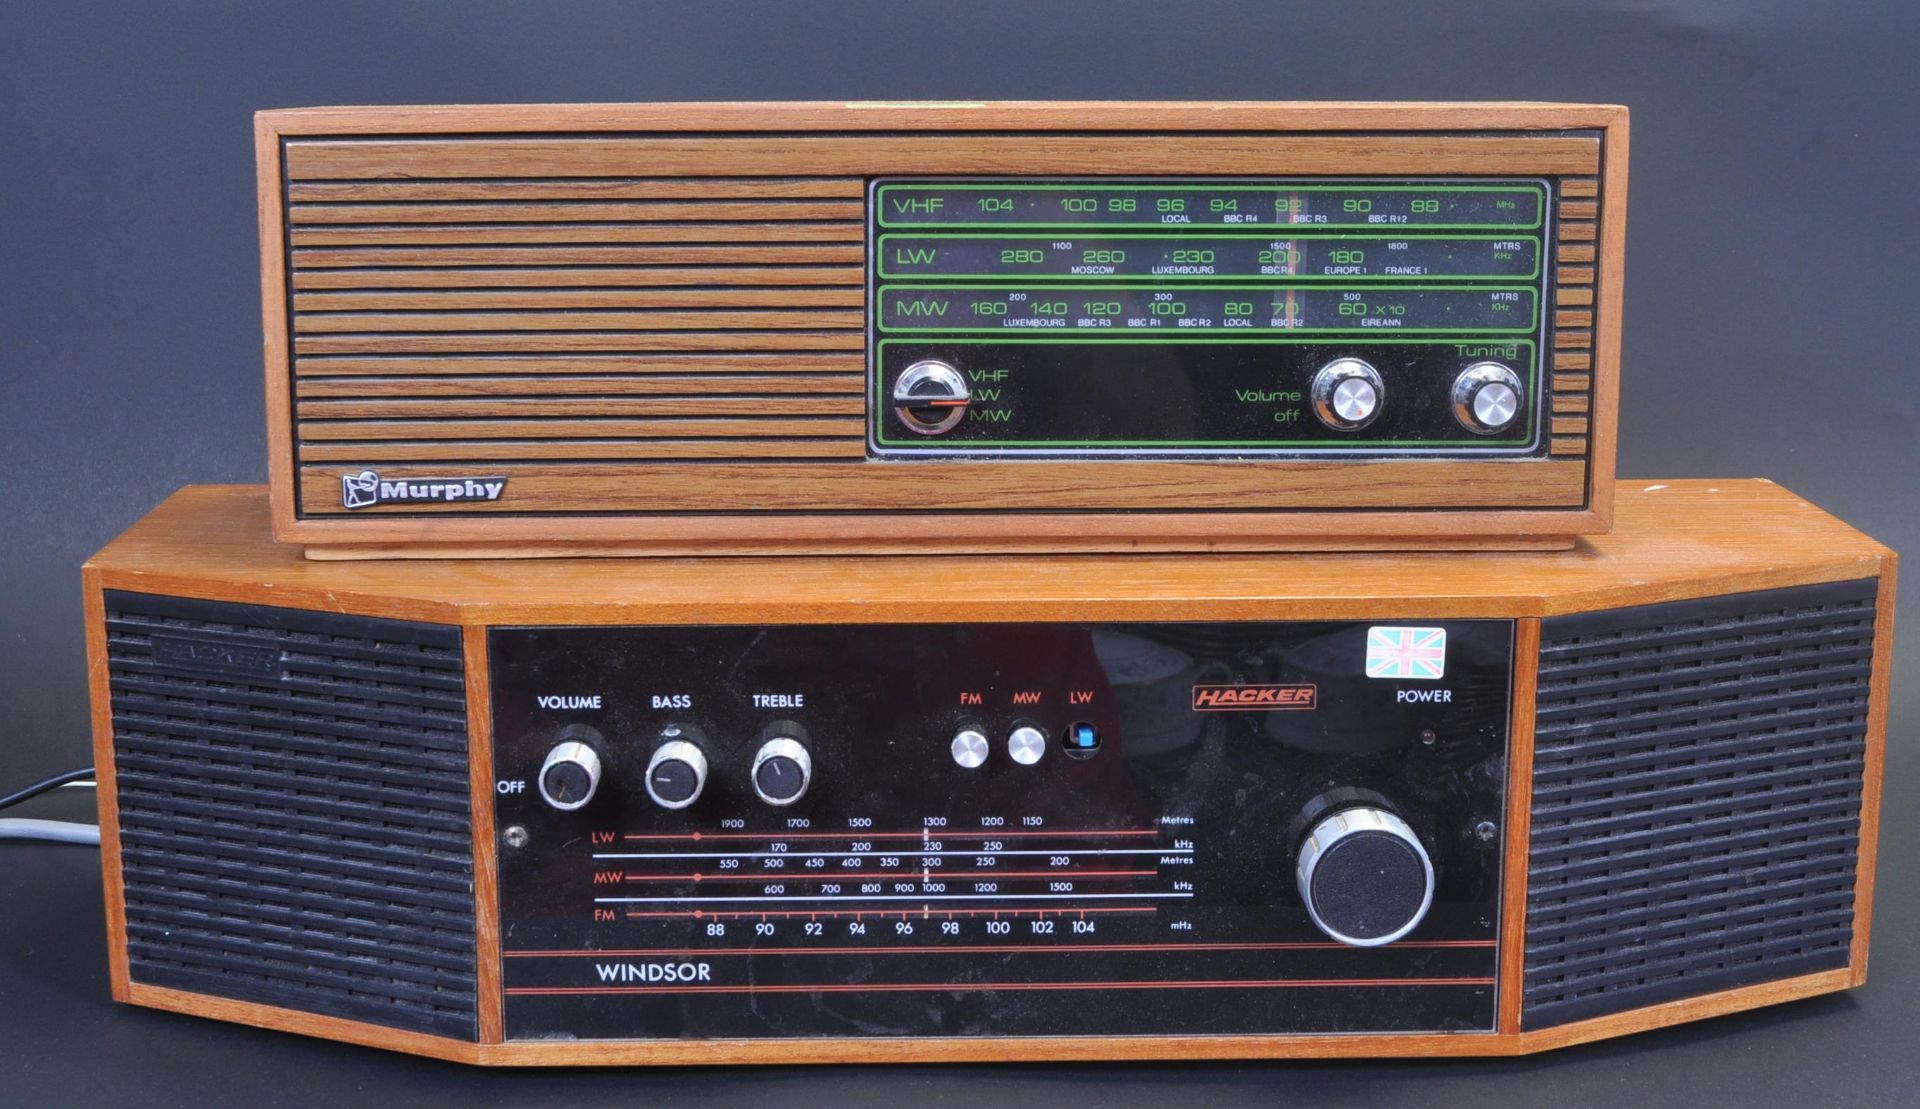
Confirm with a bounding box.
[751,736,813,806]
[1310,358,1384,431]
[1006,725,1047,766]
[892,359,971,435]
[1451,362,1524,435]
[537,740,603,811]
[1296,806,1435,947]
[951,728,990,769]
[644,738,708,810]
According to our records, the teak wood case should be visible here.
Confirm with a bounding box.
[255,101,1628,558]
[85,480,1892,1063]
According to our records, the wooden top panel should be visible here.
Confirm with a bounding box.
[257,100,1628,136]
[89,481,1887,626]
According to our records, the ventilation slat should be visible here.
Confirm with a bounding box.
[106,592,478,1040]
[297,417,864,442]
[289,200,864,224]
[290,244,865,267]
[1523,579,1875,1030]
[295,374,863,399]
[292,266,862,291]
[289,221,863,247]
[286,176,867,202]
[294,287,865,311]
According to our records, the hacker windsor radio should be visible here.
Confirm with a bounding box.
[256,101,1626,558]
[82,480,1892,1063]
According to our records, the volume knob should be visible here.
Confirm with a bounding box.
[1296,806,1435,947]
[1310,358,1384,431]
[537,739,603,812]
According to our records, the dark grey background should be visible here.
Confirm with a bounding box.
[3,0,1915,1104]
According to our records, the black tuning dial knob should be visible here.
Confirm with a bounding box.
[1295,806,1435,947]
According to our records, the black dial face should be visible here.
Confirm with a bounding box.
[491,620,1514,1041]
[868,176,1556,458]
[541,762,592,806]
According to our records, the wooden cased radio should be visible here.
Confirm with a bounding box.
[85,480,1891,1062]
[257,101,1626,558]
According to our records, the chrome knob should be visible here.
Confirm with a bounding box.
[1452,362,1524,434]
[892,359,970,435]
[537,739,603,812]
[751,736,813,806]
[1310,358,1384,431]
[644,738,708,810]
[1296,806,1435,947]
[1006,725,1047,766]
[950,728,990,769]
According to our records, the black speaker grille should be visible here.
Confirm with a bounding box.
[1523,579,1877,1029]
[103,591,477,1040]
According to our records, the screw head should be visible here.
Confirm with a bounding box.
[503,825,529,849]
[1474,820,1499,844]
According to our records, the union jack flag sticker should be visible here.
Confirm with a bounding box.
[1366,627,1447,680]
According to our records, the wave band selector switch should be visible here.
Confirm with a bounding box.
[1451,361,1524,435]
[1006,724,1047,766]
[644,737,708,810]
[1295,806,1436,947]
[751,736,813,806]
[891,359,970,435]
[537,734,603,812]
[1310,358,1385,431]
[950,728,990,769]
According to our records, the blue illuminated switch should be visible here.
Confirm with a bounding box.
[1064,720,1101,758]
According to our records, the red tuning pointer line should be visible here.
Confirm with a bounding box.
[617,906,1159,921]
[622,868,1157,882]
[619,829,1162,842]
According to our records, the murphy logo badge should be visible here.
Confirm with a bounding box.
[1191,684,1318,712]
[341,470,507,510]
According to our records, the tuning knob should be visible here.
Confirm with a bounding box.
[751,736,813,806]
[1296,806,1435,947]
[1452,361,1524,434]
[644,736,708,810]
[538,737,603,811]
[1310,358,1384,431]
[892,359,971,435]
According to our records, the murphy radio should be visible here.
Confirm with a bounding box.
[255,101,1627,557]
[85,480,1890,1063]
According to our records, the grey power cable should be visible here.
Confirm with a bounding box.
[0,767,100,845]
[0,818,100,845]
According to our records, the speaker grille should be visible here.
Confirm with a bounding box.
[1523,579,1877,1029]
[104,591,477,1040]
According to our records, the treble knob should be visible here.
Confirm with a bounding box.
[1296,805,1435,947]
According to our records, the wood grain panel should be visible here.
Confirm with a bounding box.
[291,308,864,333]
[284,135,1601,180]
[100,479,1887,639]
[296,459,1587,513]
[291,244,865,267]
[299,438,869,462]
[295,353,862,376]
[293,332,866,354]
[295,374,863,398]
[290,222,863,247]
[289,200,863,224]
[298,417,864,441]
[1851,558,1900,983]
[292,266,863,290]
[1498,619,1540,1035]
[259,102,1624,550]
[288,177,867,202]
[294,287,865,310]
[297,396,864,419]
